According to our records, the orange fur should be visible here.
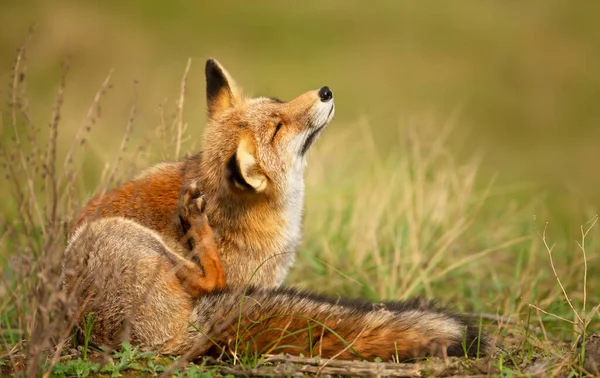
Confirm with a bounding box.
[74,163,185,240]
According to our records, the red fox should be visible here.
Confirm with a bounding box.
[72,59,335,289]
[64,59,487,361]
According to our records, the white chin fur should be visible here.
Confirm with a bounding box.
[287,100,335,159]
[311,100,335,128]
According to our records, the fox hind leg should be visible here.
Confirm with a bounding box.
[178,181,203,239]
[168,182,227,295]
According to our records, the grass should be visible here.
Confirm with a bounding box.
[1,17,600,378]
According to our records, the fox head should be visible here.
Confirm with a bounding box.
[200,58,335,199]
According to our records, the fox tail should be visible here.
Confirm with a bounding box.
[189,286,487,361]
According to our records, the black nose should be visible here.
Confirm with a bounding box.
[318,86,333,102]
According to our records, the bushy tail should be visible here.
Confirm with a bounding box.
[190,287,487,361]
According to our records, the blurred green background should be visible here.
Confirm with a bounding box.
[1,0,599,223]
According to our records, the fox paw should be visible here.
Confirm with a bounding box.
[179,182,210,238]
[180,181,206,218]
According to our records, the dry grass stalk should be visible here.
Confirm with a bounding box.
[103,87,137,192]
[57,69,113,207]
[174,58,191,160]
[43,61,68,238]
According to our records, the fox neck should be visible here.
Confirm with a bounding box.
[186,153,305,287]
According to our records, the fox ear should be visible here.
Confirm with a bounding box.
[226,136,267,192]
[206,58,240,119]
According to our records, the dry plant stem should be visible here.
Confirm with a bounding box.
[42,339,68,378]
[10,52,81,373]
[529,304,576,325]
[0,338,18,372]
[44,62,68,234]
[534,309,550,343]
[590,304,600,326]
[7,76,44,255]
[127,107,160,179]
[0,220,9,246]
[0,144,32,240]
[127,83,158,173]
[105,102,136,190]
[57,70,113,195]
[261,354,414,369]
[10,28,33,130]
[538,223,584,328]
[576,215,598,321]
[11,38,45,238]
[41,296,93,378]
[2,261,26,336]
[158,103,168,159]
[232,354,433,377]
[220,364,423,378]
[310,255,363,286]
[0,275,23,325]
[174,58,191,160]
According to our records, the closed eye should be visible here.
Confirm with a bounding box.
[271,121,283,142]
